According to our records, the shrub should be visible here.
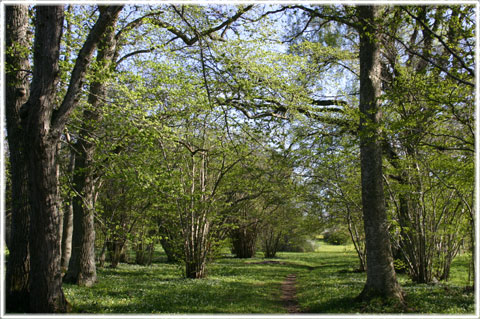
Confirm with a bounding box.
[323,230,350,245]
[393,258,408,274]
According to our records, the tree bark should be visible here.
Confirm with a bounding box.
[24,7,68,312]
[64,7,119,286]
[5,4,31,312]
[356,5,404,303]
[61,151,75,273]
[20,5,123,312]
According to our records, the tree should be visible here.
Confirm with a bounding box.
[355,5,404,302]
[378,5,475,284]
[64,7,120,287]
[62,3,254,277]
[240,4,404,301]
[302,134,366,271]
[5,4,31,312]
[6,5,123,312]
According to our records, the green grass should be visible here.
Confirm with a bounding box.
[63,256,289,313]
[295,243,474,314]
[62,242,474,314]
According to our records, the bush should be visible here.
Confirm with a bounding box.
[277,235,316,253]
[393,258,408,273]
[323,231,350,245]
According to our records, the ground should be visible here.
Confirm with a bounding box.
[62,241,474,314]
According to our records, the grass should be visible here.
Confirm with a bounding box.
[295,243,474,314]
[62,242,474,314]
[63,254,289,313]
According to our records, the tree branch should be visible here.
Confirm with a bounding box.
[402,7,474,77]
[51,5,124,137]
[151,5,253,45]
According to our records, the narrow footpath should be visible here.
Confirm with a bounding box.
[281,273,300,313]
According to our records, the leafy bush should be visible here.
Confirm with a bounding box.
[323,231,350,245]
[393,258,408,274]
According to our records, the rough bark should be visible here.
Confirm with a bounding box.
[356,5,404,303]
[24,7,68,312]
[5,4,31,312]
[20,5,123,312]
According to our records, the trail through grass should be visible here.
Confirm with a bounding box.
[62,242,474,314]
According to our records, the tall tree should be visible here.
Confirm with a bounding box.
[64,7,120,287]
[5,4,31,312]
[355,5,403,302]
[9,5,123,312]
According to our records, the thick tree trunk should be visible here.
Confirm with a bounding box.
[24,7,68,312]
[5,4,31,312]
[20,5,123,312]
[356,5,404,303]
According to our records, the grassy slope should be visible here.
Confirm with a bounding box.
[62,242,474,314]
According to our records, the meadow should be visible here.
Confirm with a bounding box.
[62,242,474,314]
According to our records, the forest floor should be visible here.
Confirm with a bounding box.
[62,242,474,314]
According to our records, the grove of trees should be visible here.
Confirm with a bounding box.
[4,3,475,313]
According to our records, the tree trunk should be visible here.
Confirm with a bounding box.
[98,240,108,268]
[63,136,97,286]
[5,4,31,312]
[356,5,404,303]
[61,200,74,273]
[107,240,125,268]
[60,151,75,273]
[135,243,146,265]
[231,225,257,258]
[160,237,181,262]
[262,227,281,258]
[20,5,123,312]
[135,241,154,265]
[185,260,207,279]
[64,11,118,286]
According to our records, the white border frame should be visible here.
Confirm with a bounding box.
[0,1,478,318]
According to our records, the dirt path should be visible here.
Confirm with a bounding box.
[281,273,300,313]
